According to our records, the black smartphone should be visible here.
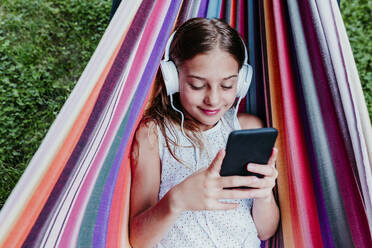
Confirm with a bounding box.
[219,128,278,178]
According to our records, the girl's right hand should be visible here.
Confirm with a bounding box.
[169,149,254,213]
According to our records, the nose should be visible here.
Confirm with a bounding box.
[204,87,220,106]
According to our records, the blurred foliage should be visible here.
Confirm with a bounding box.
[0,0,111,208]
[341,0,372,116]
[0,0,370,209]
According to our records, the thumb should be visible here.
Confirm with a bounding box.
[208,149,225,174]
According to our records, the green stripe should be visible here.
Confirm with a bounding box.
[77,100,132,247]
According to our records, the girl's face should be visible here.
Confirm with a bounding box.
[178,48,239,131]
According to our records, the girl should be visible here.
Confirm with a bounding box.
[130,18,279,247]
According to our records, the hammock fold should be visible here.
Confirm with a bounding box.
[0,0,371,247]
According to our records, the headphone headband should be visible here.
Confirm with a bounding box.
[163,32,176,61]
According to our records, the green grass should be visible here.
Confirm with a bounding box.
[0,0,370,209]
[0,0,111,208]
[341,0,372,117]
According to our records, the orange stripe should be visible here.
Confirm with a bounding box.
[264,0,295,246]
[1,27,129,248]
[107,156,131,248]
[107,78,156,248]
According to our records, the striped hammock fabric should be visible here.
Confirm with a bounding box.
[0,0,371,247]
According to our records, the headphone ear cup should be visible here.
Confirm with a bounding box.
[236,64,247,98]
[236,63,253,98]
[160,60,179,95]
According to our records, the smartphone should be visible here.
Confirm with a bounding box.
[219,128,278,178]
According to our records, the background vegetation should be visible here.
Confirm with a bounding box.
[0,0,370,208]
[0,0,111,208]
[341,0,372,118]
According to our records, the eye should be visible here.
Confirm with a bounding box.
[221,77,237,90]
[189,84,205,90]
[221,85,233,90]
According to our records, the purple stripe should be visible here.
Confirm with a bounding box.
[197,0,209,17]
[299,94,335,248]
[92,1,182,247]
[176,0,193,27]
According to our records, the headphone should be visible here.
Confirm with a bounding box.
[160,31,253,99]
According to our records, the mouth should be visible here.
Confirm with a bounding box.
[199,107,220,116]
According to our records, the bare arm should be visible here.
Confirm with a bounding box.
[249,149,280,240]
[129,122,182,247]
[238,113,280,240]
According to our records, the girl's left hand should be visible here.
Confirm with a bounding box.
[244,148,278,200]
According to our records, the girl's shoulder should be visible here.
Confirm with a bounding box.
[133,119,159,160]
[135,119,158,142]
[237,112,264,129]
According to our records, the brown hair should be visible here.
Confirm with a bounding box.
[143,18,246,165]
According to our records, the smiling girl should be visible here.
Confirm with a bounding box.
[129,18,279,247]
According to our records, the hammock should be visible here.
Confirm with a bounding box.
[0,0,371,247]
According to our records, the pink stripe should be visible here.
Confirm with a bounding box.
[220,0,226,18]
[238,0,245,37]
[58,1,170,247]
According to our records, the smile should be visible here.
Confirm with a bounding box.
[199,108,220,116]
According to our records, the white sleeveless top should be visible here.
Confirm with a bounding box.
[156,108,261,248]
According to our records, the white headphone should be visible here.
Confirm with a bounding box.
[160,31,253,99]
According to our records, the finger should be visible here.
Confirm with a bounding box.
[249,188,273,199]
[207,149,225,173]
[247,163,277,177]
[248,177,276,189]
[218,189,254,199]
[222,176,276,190]
[219,176,258,188]
[267,147,278,166]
